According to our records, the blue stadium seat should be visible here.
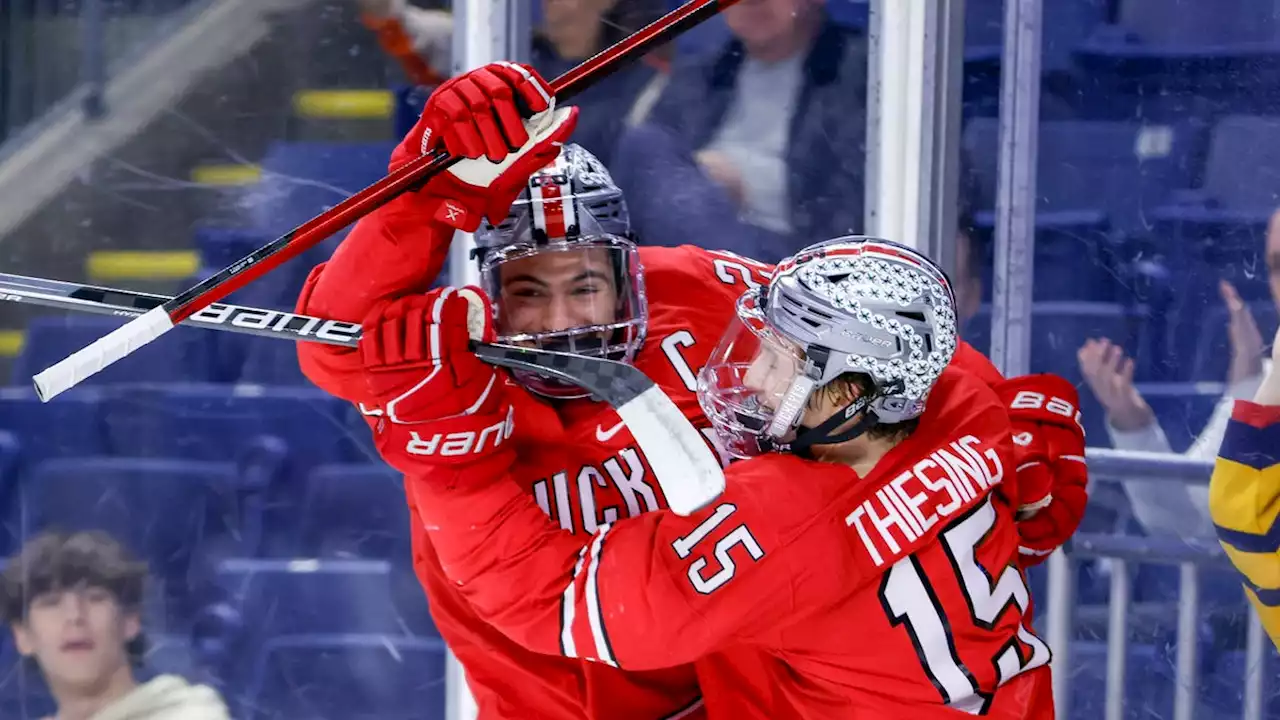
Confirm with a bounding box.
[1169,116,1280,219]
[241,635,447,720]
[0,431,20,556]
[963,119,1200,241]
[239,141,396,309]
[970,211,1131,303]
[393,84,428,140]
[1111,0,1277,49]
[966,302,1150,381]
[248,142,396,235]
[234,338,311,386]
[22,457,239,616]
[13,316,220,385]
[296,464,408,561]
[192,224,276,274]
[101,384,357,551]
[961,0,1105,71]
[201,558,435,689]
[0,387,105,460]
[101,384,357,472]
[1072,3,1280,120]
[212,559,413,637]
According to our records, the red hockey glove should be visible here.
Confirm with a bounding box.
[391,62,579,232]
[360,287,514,471]
[996,374,1089,567]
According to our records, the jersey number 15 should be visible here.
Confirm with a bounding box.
[879,498,1051,712]
[671,503,765,594]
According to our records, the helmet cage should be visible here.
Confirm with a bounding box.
[478,236,647,400]
[471,144,647,400]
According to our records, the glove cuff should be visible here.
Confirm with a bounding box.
[375,405,516,467]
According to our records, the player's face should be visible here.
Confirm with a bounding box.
[724,0,820,57]
[497,247,620,336]
[542,0,614,53]
[12,585,138,691]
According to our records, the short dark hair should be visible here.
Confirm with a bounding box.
[1,530,148,662]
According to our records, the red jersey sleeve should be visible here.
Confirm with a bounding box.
[294,134,456,405]
[402,448,830,671]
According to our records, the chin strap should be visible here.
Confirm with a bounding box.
[786,396,880,458]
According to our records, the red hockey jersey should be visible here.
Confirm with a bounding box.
[391,364,1056,719]
[296,183,773,717]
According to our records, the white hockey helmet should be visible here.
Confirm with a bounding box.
[697,236,959,458]
[473,143,647,399]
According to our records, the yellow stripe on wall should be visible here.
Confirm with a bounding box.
[190,163,261,186]
[87,250,199,281]
[292,89,393,119]
[0,330,23,357]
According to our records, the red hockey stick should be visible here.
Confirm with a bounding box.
[33,0,743,402]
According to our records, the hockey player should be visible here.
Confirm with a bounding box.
[296,62,768,719]
[359,235,1057,718]
[1208,327,1280,650]
[299,62,1081,717]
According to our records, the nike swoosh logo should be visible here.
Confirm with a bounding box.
[596,421,626,442]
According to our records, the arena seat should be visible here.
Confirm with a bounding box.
[12,316,220,385]
[22,457,240,619]
[240,635,447,720]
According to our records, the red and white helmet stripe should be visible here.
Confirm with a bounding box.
[528,152,579,243]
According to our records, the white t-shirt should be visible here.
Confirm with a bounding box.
[703,53,806,234]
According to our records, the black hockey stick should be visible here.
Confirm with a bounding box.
[0,272,724,515]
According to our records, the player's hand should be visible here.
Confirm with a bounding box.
[1077,338,1154,432]
[390,63,579,232]
[996,374,1089,566]
[695,149,746,207]
[361,287,504,423]
[1220,279,1266,384]
[360,288,516,469]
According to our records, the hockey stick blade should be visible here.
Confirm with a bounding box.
[471,344,725,516]
[1,273,725,515]
[31,0,744,403]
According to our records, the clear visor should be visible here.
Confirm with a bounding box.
[696,291,816,458]
[479,237,646,398]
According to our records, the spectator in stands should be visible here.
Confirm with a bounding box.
[359,0,670,164]
[529,0,671,164]
[610,0,868,262]
[1076,208,1280,540]
[1,530,229,720]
